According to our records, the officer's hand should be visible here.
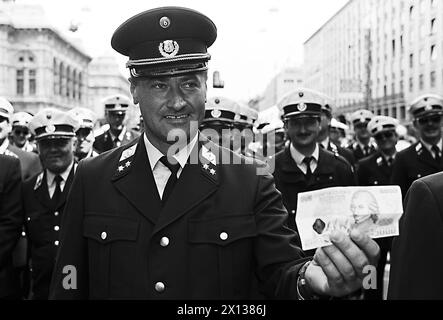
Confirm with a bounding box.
[304,229,380,298]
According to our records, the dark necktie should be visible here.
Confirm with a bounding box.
[159,156,181,204]
[303,157,313,181]
[432,145,441,163]
[386,157,394,167]
[51,175,63,209]
[364,146,370,156]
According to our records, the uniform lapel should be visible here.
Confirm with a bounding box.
[417,143,440,170]
[34,171,52,210]
[316,148,335,175]
[153,138,219,235]
[54,164,77,210]
[112,138,162,224]
[278,146,306,184]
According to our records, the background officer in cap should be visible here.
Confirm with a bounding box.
[272,88,356,253]
[329,118,349,148]
[348,110,377,162]
[23,108,79,299]
[93,94,140,153]
[200,96,238,149]
[68,107,99,161]
[50,7,379,300]
[0,155,24,299]
[0,98,41,181]
[10,112,37,153]
[391,94,443,198]
[357,115,398,300]
[317,94,355,167]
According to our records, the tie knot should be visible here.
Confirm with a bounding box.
[54,175,63,185]
[160,156,180,175]
[303,156,313,166]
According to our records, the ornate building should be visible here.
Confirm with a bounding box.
[0,1,91,114]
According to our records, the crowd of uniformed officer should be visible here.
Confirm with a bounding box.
[1,10,443,300]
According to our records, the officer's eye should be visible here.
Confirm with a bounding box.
[182,81,199,89]
[151,82,167,89]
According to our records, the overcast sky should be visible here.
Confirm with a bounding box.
[24,0,349,103]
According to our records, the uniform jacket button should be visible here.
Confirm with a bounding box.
[54,241,59,246]
[220,232,228,241]
[155,282,165,293]
[27,217,31,221]
[160,237,170,247]
[54,211,59,216]
[291,210,296,214]
[21,231,26,237]
[54,226,60,231]
[101,232,107,240]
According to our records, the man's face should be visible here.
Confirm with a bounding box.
[131,72,207,147]
[414,114,443,143]
[350,196,371,224]
[374,130,398,154]
[285,115,321,150]
[106,111,126,132]
[38,138,74,174]
[354,121,371,143]
[11,125,30,148]
[74,128,95,155]
[0,116,11,141]
[329,127,342,145]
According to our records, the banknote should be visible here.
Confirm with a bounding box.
[295,186,403,251]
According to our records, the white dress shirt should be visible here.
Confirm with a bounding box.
[144,133,198,199]
[420,138,443,159]
[46,161,74,198]
[290,143,319,174]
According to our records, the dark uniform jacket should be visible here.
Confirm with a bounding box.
[327,141,355,167]
[388,172,443,299]
[390,141,443,199]
[93,127,140,154]
[273,146,356,235]
[49,137,309,300]
[0,155,23,298]
[348,142,377,163]
[357,151,395,300]
[2,143,42,181]
[23,165,76,299]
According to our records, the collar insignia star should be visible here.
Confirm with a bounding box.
[118,165,125,172]
[34,172,44,190]
[125,161,131,168]
[202,146,216,165]
[210,169,216,175]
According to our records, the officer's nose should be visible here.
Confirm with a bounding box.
[166,84,187,111]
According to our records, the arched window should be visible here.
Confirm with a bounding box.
[15,51,37,95]
[72,69,77,99]
[53,58,59,95]
[59,63,64,95]
[66,66,71,98]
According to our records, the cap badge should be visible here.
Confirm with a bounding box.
[159,16,171,29]
[45,124,56,133]
[425,105,433,111]
[234,114,241,121]
[299,92,304,98]
[297,103,307,112]
[211,109,221,118]
[159,40,179,58]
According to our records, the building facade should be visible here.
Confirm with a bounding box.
[303,0,443,123]
[0,2,91,115]
[257,68,304,111]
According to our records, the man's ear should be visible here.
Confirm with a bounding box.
[130,80,139,105]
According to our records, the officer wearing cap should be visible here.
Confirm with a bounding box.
[0,155,23,299]
[10,112,37,153]
[22,108,79,299]
[0,98,41,180]
[68,107,99,161]
[317,95,355,167]
[50,7,379,300]
[357,115,398,300]
[236,105,259,157]
[93,94,140,153]
[330,118,349,148]
[200,96,238,149]
[272,88,356,252]
[391,93,443,198]
[348,109,377,162]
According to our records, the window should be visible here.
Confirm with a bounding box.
[73,70,77,99]
[431,71,436,87]
[53,58,59,95]
[410,5,414,17]
[409,77,414,91]
[400,106,406,120]
[59,63,64,95]
[16,69,24,95]
[431,44,437,61]
[78,72,82,101]
[392,107,398,119]
[66,67,71,98]
[409,53,414,68]
[400,80,404,93]
[419,74,424,90]
[29,69,36,95]
[431,18,436,34]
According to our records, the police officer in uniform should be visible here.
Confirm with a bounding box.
[357,115,399,300]
[0,98,42,180]
[273,88,356,245]
[23,108,79,299]
[93,94,140,153]
[67,107,99,161]
[391,94,443,198]
[10,112,37,153]
[317,95,355,166]
[0,155,23,299]
[348,110,377,162]
[200,96,238,149]
[49,7,379,300]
